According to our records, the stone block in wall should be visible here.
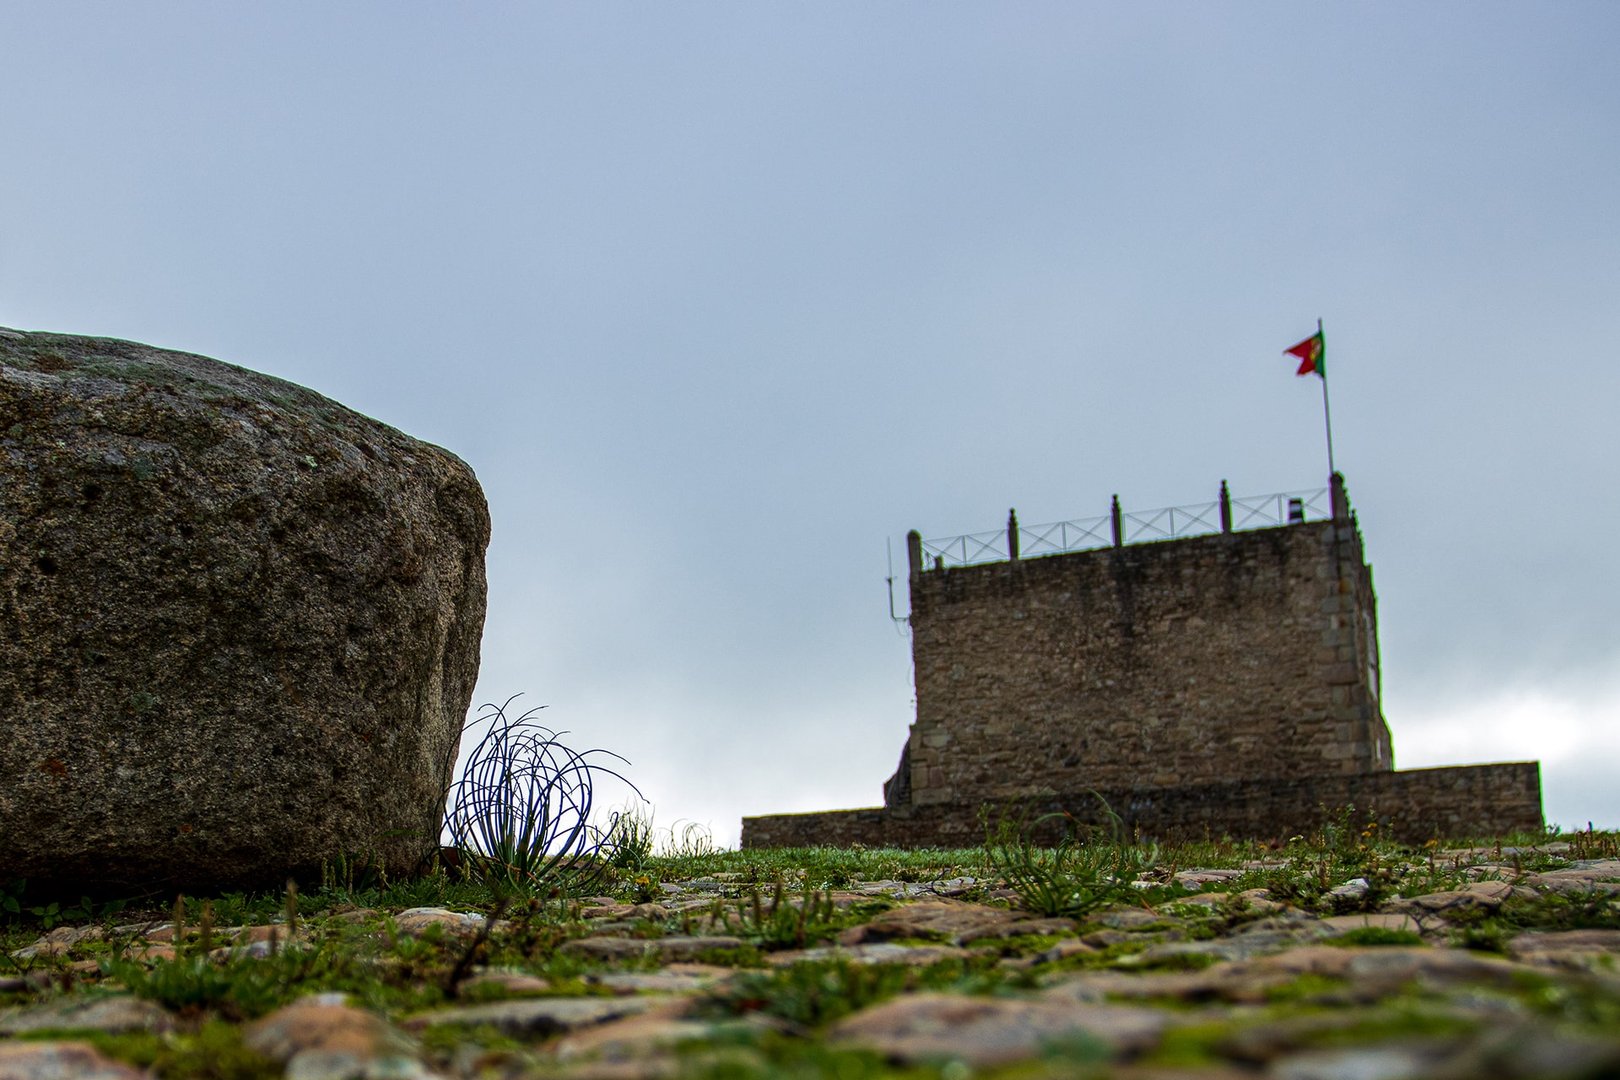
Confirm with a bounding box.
[1323,662,1360,686]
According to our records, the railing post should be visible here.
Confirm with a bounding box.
[906,530,923,582]
[1330,471,1349,522]
[1219,479,1232,534]
[1007,509,1020,562]
[1111,494,1123,548]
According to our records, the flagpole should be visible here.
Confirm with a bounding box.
[1318,317,1337,479]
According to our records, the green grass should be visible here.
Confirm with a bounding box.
[698,879,889,950]
[1323,927,1426,948]
[98,916,464,1020]
[5,825,1612,941]
[14,1022,279,1080]
[639,845,983,890]
[982,807,1159,919]
[0,827,1615,1080]
[673,1030,952,1080]
[700,955,1012,1028]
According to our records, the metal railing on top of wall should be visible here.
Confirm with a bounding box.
[917,483,1332,571]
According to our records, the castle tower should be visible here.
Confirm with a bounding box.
[890,474,1393,809]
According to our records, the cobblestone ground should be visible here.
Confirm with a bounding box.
[2,845,1617,1078]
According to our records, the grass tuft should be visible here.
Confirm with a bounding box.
[984,801,1158,918]
[441,695,641,897]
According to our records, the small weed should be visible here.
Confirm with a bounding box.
[417,1021,531,1059]
[483,894,576,966]
[704,878,858,950]
[607,803,657,872]
[11,889,128,930]
[1302,1003,1482,1047]
[1493,890,1620,932]
[1324,927,1425,948]
[40,1021,278,1079]
[1,877,26,921]
[1036,1029,1116,1067]
[974,932,1070,958]
[1261,973,1354,1004]
[442,895,510,999]
[639,846,979,892]
[100,917,446,1021]
[191,892,263,931]
[317,852,389,897]
[691,943,767,967]
[101,954,271,1019]
[984,802,1157,919]
[24,900,69,929]
[1567,825,1620,861]
[307,861,485,918]
[627,873,661,904]
[1398,841,1476,897]
[661,820,718,860]
[1032,937,1153,974]
[673,1030,939,1080]
[1130,949,1223,973]
[704,957,990,1028]
[1452,922,1511,953]
[1147,1020,1234,1068]
[1516,970,1620,1027]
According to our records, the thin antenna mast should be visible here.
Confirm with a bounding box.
[885,538,908,628]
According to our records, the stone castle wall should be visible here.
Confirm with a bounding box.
[741,762,1545,848]
[741,477,1543,847]
[901,517,1392,805]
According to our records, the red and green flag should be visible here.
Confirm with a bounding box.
[1284,327,1325,377]
[1283,319,1336,475]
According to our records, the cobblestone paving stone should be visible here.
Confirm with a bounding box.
[0,845,1616,1078]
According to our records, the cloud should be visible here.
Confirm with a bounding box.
[1392,668,1620,830]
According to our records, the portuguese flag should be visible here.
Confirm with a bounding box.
[1284,326,1325,378]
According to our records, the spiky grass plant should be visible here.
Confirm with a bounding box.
[662,820,717,860]
[984,801,1158,919]
[442,696,640,897]
[607,802,657,872]
[706,877,847,950]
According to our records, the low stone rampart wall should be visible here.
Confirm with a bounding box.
[740,763,1543,848]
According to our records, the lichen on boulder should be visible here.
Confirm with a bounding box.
[0,328,489,895]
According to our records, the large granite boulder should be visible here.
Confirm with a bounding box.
[0,328,489,895]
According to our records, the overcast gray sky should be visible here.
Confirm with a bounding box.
[5,3,1616,843]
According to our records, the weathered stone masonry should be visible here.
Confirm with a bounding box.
[743,477,1543,846]
[903,501,1391,803]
